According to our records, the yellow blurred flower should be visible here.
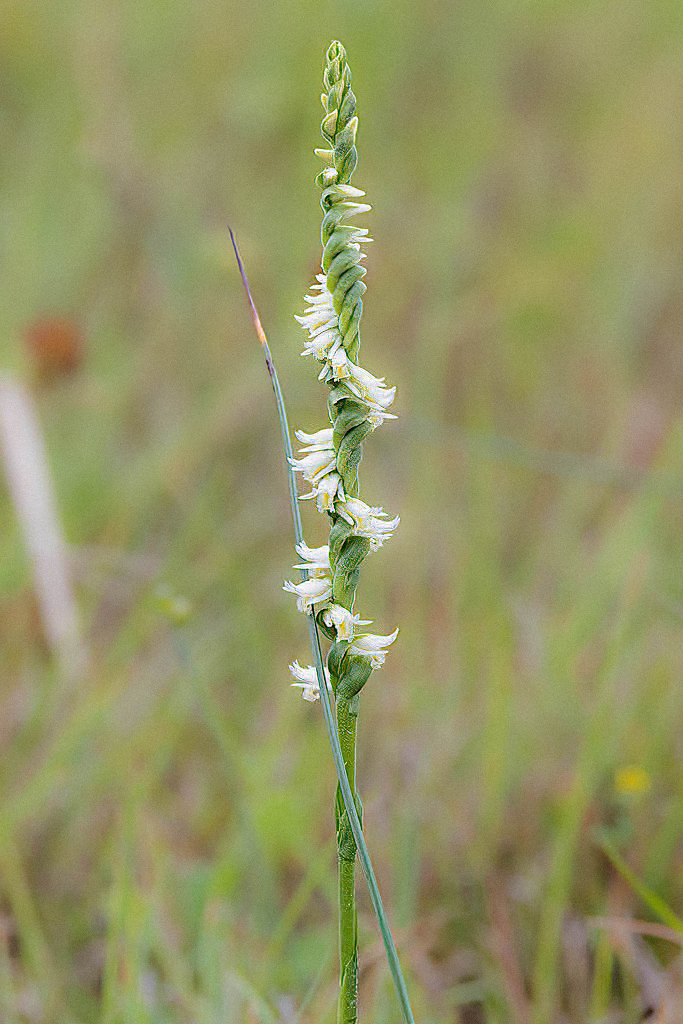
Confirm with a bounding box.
[614,765,651,796]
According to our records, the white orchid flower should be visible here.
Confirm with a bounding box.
[289,660,331,702]
[322,603,372,642]
[290,448,337,484]
[343,363,396,412]
[302,328,341,360]
[295,275,340,358]
[293,543,331,577]
[290,429,336,484]
[299,470,345,513]
[349,628,399,668]
[295,427,334,448]
[283,575,332,614]
[336,496,399,549]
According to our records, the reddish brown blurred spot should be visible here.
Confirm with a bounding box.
[24,316,85,379]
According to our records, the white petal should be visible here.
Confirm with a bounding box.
[330,346,351,379]
[293,543,331,577]
[349,628,399,667]
[295,428,334,447]
[289,450,337,483]
[283,576,333,614]
[289,660,331,701]
[336,497,399,548]
[305,471,343,513]
[294,542,330,567]
[343,363,396,411]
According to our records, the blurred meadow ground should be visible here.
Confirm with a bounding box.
[0,1,682,1021]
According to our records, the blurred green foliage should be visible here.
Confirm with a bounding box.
[0,1,682,1021]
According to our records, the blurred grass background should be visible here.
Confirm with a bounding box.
[0,1,682,1021]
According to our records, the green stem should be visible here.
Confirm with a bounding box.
[337,696,359,1024]
[338,855,358,1023]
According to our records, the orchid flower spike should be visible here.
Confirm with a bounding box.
[281,41,408,1024]
[284,40,399,699]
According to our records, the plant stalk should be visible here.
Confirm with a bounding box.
[336,695,359,1023]
[230,227,416,1024]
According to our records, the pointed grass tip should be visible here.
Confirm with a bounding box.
[228,227,272,364]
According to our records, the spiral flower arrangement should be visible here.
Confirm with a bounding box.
[283,41,399,1023]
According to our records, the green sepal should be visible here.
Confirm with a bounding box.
[337,422,371,494]
[337,88,356,128]
[333,261,367,298]
[337,147,357,185]
[328,384,367,414]
[321,109,338,141]
[337,536,370,575]
[336,654,372,701]
[339,301,362,352]
[333,565,360,608]
[345,328,361,363]
[315,167,338,190]
[327,639,350,681]
[337,281,365,330]
[321,183,365,207]
[326,250,365,296]
[334,116,358,164]
[321,207,345,246]
[329,517,354,565]
[333,399,370,448]
[321,225,361,267]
